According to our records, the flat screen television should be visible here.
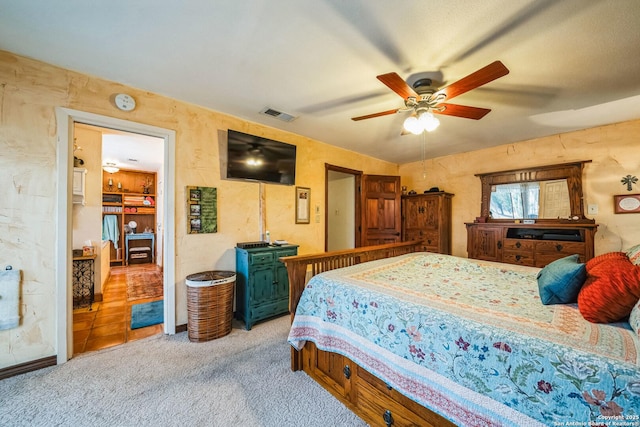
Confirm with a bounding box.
[226,129,296,185]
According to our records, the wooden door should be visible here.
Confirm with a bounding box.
[361,175,401,246]
[540,179,571,218]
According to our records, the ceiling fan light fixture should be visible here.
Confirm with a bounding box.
[102,162,119,173]
[403,111,440,134]
[403,116,423,135]
[419,111,440,132]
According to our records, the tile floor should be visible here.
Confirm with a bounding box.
[72,264,164,355]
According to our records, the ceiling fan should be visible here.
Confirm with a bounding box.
[351,61,509,134]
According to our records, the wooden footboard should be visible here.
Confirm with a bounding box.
[281,241,454,426]
[281,240,424,341]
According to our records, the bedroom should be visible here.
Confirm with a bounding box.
[1,1,640,423]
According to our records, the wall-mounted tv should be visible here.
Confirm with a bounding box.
[226,129,296,185]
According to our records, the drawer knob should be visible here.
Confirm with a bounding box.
[515,241,521,248]
[555,244,563,252]
[383,410,394,427]
[515,255,522,261]
[343,365,351,380]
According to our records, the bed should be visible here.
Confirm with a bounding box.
[282,241,640,427]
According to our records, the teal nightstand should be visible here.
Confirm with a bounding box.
[235,244,298,330]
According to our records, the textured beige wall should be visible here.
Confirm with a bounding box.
[399,120,640,257]
[0,50,398,368]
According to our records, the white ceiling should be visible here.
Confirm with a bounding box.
[2,0,640,165]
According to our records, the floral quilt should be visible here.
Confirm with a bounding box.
[288,253,640,427]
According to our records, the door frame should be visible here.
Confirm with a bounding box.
[55,108,176,364]
[325,164,362,251]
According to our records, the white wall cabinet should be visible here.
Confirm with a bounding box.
[73,167,87,205]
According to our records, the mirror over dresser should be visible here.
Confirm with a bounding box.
[466,161,598,267]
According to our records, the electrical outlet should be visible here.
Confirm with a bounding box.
[587,204,598,215]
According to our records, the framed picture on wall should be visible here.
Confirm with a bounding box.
[186,186,217,233]
[295,186,310,224]
[614,194,640,214]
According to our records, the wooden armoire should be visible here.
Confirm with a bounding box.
[401,192,454,254]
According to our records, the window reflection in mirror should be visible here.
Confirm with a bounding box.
[489,179,570,219]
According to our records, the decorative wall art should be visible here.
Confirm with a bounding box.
[621,174,638,191]
[186,186,218,233]
[613,194,640,214]
[295,186,310,224]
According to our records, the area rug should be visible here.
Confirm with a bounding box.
[130,300,164,329]
[126,270,163,301]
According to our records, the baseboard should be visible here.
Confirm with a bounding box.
[176,323,187,333]
[0,355,57,380]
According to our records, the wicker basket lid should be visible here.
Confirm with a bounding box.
[186,270,236,287]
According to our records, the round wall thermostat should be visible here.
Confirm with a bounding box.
[114,93,136,111]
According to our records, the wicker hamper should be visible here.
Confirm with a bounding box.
[185,271,236,342]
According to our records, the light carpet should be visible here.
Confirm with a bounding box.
[0,315,366,427]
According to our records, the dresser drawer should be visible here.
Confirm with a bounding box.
[406,230,440,251]
[536,241,585,255]
[420,230,440,248]
[535,253,585,268]
[503,251,535,266]
[248,251,274,265]
[275,248,298,258]
[356,367,453,427]
[503,239,535,251]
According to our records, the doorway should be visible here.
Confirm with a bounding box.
[56,108,176,364]
[325,164,362,251]
[72,123,165,354]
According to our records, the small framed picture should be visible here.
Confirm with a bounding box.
[614,194,640,214]
[190,189,201,201]
[296,186,310,224]
[190,204,201,216]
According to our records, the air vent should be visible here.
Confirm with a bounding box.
[260,107,297,122]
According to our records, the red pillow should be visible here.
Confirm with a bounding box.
[585,251,628,270]
[578,255,640,323]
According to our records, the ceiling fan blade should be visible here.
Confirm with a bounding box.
[377,72,419,100]
[435,103,491,120]
[351,108,400,121]
[436,61,509,101]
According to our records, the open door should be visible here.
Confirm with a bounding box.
[361,175,401,246]
[325,164,362,250]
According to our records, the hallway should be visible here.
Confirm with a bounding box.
[72,264,164,355]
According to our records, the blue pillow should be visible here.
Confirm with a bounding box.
[537,254,587,305]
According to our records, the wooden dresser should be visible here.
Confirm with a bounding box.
[235,244,298,330]
[402,192,453,254]
[466,222,597,267]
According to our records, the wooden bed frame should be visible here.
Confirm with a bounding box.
[281,241,455,427]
